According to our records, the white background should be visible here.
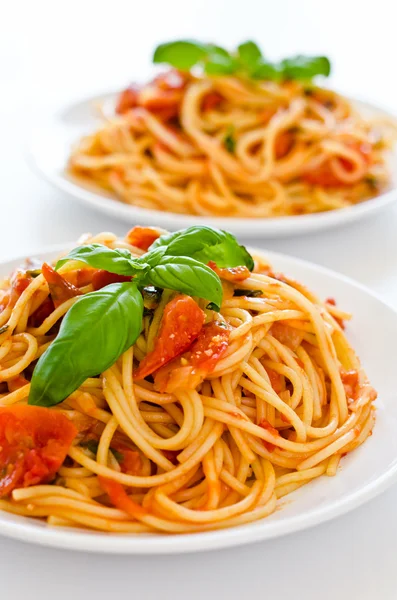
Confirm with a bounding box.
[2,0,397,597]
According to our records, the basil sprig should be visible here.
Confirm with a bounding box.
[153,39,331,81]
[29,226,254,408]
[29,283,144,407]
[138,250,222,302]
[150,226,254,270]
[56,244,147,275]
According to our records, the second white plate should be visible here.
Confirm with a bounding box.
[28,92,397,238]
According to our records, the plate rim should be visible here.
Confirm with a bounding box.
[0,243,396,554]
[26,92,397,238]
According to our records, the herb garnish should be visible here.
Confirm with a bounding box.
[28,226,254,408]
[153,40,331,82]
[233,289,263,297]
[82,440,124,462]
[224,126,236,153]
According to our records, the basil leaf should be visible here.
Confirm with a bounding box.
[206,44,231,59]
[153,40,208,70]
[206,302,218,311]
[56,244,148,276]
[139,252,222,311]
[237,41,262,69]
[224,126,236,153]
[28,283,143,407]
[280,55,331,80]
[234,289,263,297]
[204,47,238,75]
[150,226,254,271]
[152,39,331,83]
[204,57,237,75]
[252,60,283,81]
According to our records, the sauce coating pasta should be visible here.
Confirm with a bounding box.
[0,228,377,533]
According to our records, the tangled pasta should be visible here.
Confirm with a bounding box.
[0,227,377,533]
[69,68,394,218]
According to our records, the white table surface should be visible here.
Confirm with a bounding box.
[1,1,397,597]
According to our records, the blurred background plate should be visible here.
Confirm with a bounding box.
[27,92,397,239]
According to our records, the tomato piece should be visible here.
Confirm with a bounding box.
[202,92,223,111]
[303,141,373,186]
[13,273,32,295]
[153,321,230,393]
[154,364,199,394]
[110,441,141,476]
[117,72,188,117]
[99,477,147,519]
[135,70,187,119]
[125,226,162,250]
[137,85,182,115]
[341,369,359,399]
[259,419,280,453]
[119,449,141,475]
[153,70,187,91]
[0,405,77,496]
[91,270,132,291]
[116,85,140,114]
[270,322,303,351]
[303,162,341,187]
[42,263,82,308]
[7,270,32,309]
[189,321,230,371]
[134,295,205,380]
[265,368,283,394]
[275,131,294,159]
[63,268,95,287]
[29,297,55,327]
[208,261,250,282]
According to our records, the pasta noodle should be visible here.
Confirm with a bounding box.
[69,71,395,217]
[0,228,377,533]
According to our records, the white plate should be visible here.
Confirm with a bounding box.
[1,245,397,554]
[28,92,397,238]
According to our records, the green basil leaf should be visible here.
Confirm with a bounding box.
[204,53,238,75]
[139,253,222,311]
[152,40,331,83]
[56,244,148,276]
[237,41,262,68]
[252,60,283,81]
[224,126,236,153]
[206,302,218,311]
[28,282,143,407]
[206,44,231,59]
[234,289,263,297]
[280,55,331,80]
[153,40,209,70]
[150,226,254,271]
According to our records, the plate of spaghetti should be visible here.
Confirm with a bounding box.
[0,224,397,553]
[29,40,397,237]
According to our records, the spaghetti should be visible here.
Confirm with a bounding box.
[0,226,377,533]
[68,42,395,218]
